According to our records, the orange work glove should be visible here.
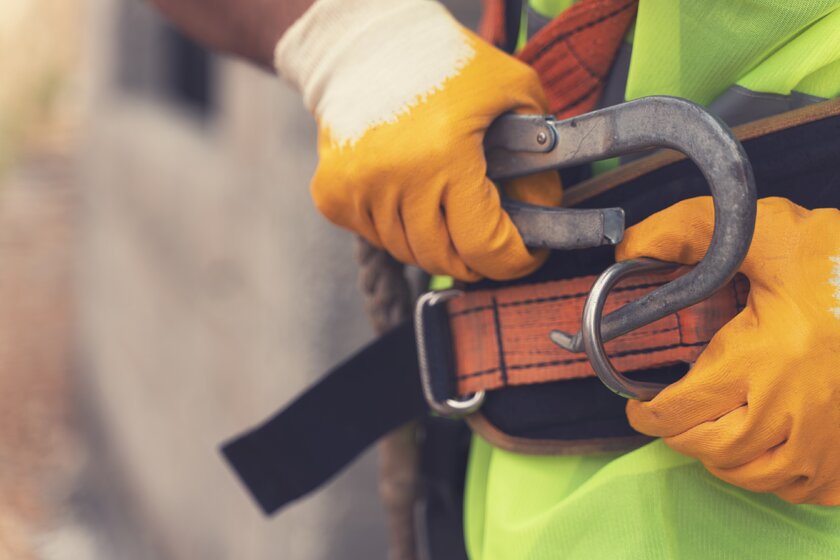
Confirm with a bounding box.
[274,0,562,281]
[618,197,840,505]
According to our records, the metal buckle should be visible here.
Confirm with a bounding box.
[414,290,485,417]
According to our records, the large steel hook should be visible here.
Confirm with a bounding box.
[485,96,757,400]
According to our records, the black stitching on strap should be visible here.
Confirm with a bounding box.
[564,35,602,80]
[449,305,494,318]
[525,0,637,63]
[491,296,509,385]
[450,280,668,317]
[457,341,705,380]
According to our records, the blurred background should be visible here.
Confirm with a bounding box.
[0,0,478,558]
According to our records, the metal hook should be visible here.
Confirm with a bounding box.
[416,96,756,415]
[486,96,756,400]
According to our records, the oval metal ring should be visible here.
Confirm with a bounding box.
[581,258,680,400]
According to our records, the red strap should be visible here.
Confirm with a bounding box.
[479,0,507,47]
[516,0,638,118]
[447,272,748,396]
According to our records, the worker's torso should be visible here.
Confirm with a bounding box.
[463,3,840,559]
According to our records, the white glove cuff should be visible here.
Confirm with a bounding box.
[274,0,475,145]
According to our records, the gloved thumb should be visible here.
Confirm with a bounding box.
[616,197,715,265]
[503,169,563,208]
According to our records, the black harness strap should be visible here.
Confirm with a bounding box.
[221,321,424,515]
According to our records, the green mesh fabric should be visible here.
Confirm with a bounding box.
[734,8,840,98]
[466,3,840,558]
[525,0,840,99]
[628,1,840,101]
[466,438,840,559]
[529,0,576,18]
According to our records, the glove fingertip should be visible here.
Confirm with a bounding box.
[615,197,715,264]
[625,400,665,436]
[444,180,543,281]
[503,171,563,207]
[614,227,648,261]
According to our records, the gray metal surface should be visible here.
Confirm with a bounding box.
[480,96,756,401]
[501,200,624,249]
[484,113,557,153]
[486,113,626,250]
[518,97,757,353]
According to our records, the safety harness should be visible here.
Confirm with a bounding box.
[222,96,840,515]
[445,273,746,397]
[221,0,840,517]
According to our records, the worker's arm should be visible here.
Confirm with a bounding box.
[150,0,561,281]
[619,196,840,505]
[147,0,314,69]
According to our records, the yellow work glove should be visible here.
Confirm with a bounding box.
[618,197,840,505]
[274,0,562,281]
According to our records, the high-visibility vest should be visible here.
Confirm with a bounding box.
[466,3,840,560]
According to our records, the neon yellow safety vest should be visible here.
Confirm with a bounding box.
[466,2,840,559]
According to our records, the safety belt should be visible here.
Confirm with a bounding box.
[222,322,424,514]
[222,98,840,515]
[438,271,747,398]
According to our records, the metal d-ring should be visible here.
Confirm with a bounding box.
[546,97,757,393]
[579,258,680,400]
[434,390,485,417]
[415,290,486,417]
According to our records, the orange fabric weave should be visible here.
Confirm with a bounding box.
[516,0,638,118]
[478,0,638,117]
[448,272,748,396]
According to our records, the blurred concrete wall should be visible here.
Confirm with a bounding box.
[77,1,383,558]
[0,0,82,171]
[74,0,481,559]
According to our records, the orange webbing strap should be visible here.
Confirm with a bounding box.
[479,0,638,118]
[448,272,749,396]
[517,0,638,118]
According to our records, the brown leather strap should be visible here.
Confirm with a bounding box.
[466,413,653,455]
[448,272,749,397]
[479,0,507,47]
[517,0,638,118]
[479,0,638,118]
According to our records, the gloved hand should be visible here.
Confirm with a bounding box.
[275,0,562,281]
[619,197,840,505]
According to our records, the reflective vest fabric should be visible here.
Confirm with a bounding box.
[467,439,840,559]
[628,0,840,102]
[465,2,840,559]
[517,0,840,101]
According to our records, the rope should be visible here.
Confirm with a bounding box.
[354,236,419,560]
